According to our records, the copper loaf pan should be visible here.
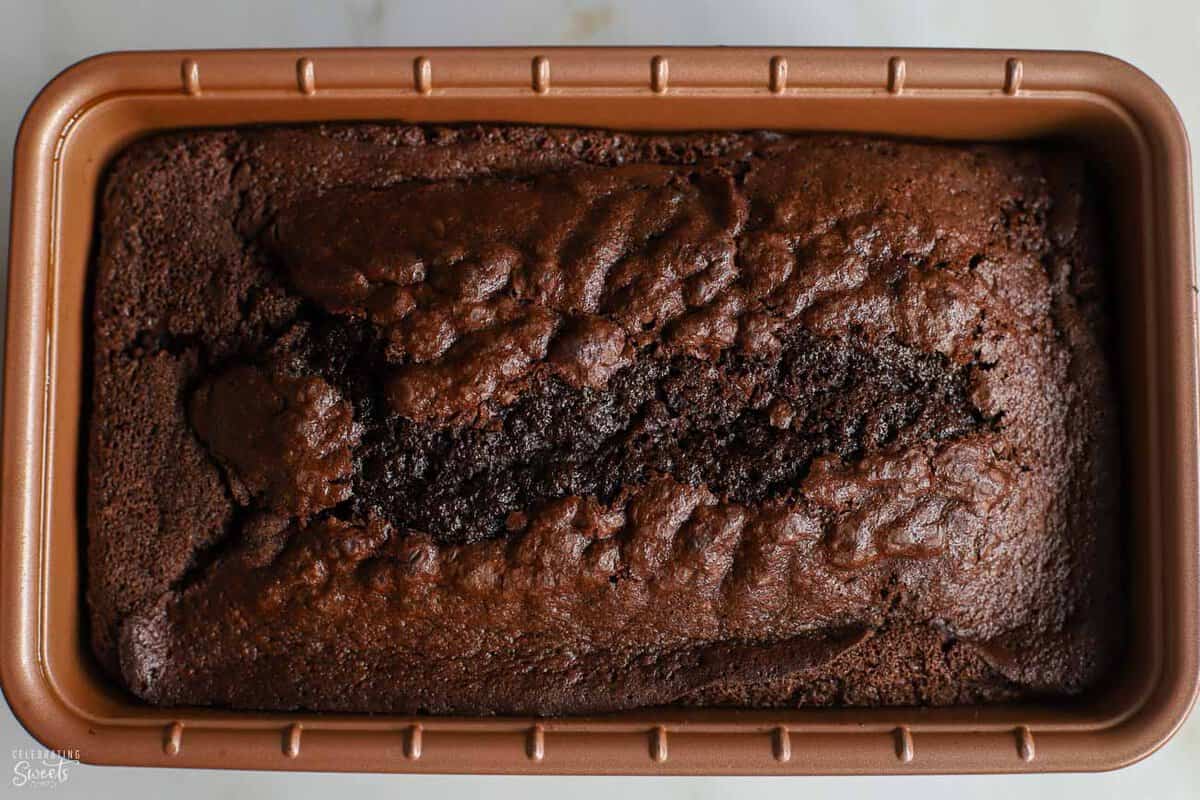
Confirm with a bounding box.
[2,47,1197,775]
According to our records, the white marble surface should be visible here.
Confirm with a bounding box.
[1,0,1198,796]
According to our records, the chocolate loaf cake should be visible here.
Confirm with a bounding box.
[87,124,1120,713]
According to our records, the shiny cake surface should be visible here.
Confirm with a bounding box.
[88,125,1119,713]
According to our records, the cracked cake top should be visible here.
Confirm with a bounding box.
[88,124,1119,714]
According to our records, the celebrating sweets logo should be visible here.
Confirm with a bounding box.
[10,748,78,790]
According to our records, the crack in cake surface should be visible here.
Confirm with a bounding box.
[190,319,987,546]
